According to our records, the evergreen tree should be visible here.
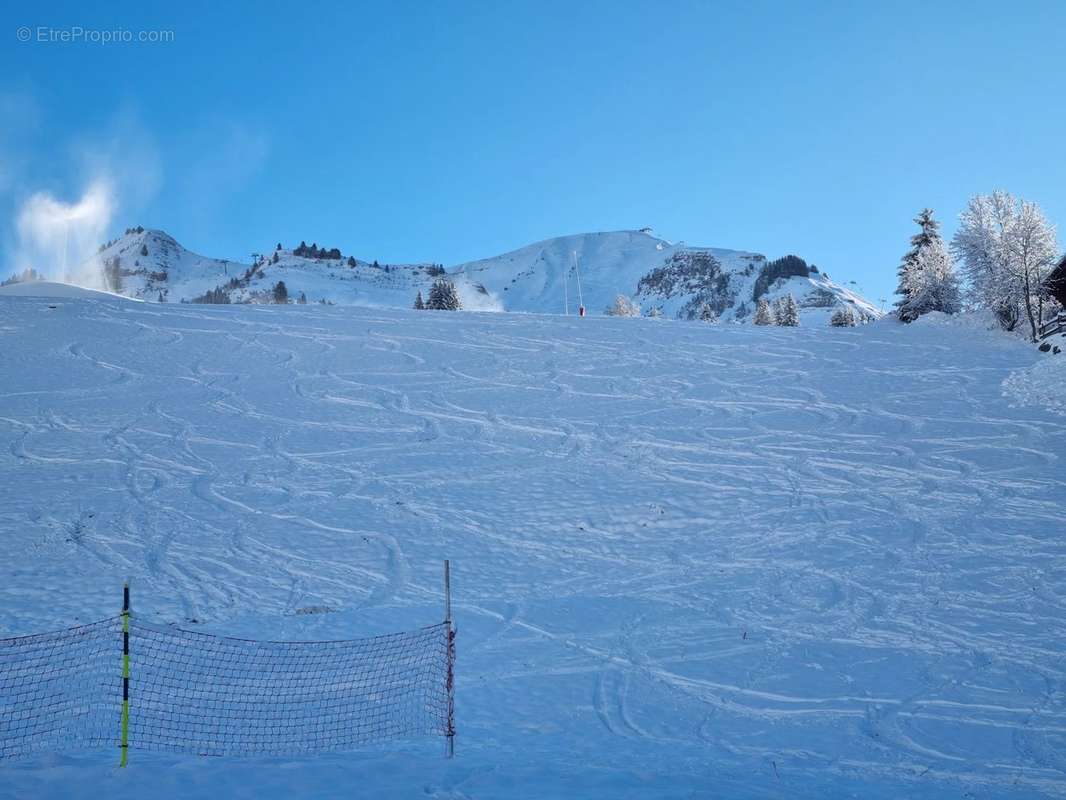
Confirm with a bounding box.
[347,256,357,268]
[276,243,282,251]
[830,305,857,327]
[273,281,288,304]
[698,302,718,323]
[140,244,149,257]
[777,294,800,326]
[297,291,307,305]
[895,209,939,321]
[414,291,425,310]
[896,209,961,322]
[604,294,641,317]
[272,252,279,264]
[905,238,962,320]
[426,279,461,310]
[753,297,774,325]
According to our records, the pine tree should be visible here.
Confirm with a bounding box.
[905,238,962,319]
[777,294,800,326]
[896,209,961,322]
[297,292,307,304]
[604,294,641,317]
[829,305,857,327]
[753,297,774,325]
[273,281,288,304]
[414,291,425,310]
[895,209,939,321]
[272,252,279,264]
[347,256,357,268]
[426,279,461,310]
[140,244,149,257]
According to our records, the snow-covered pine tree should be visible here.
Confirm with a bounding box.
[905,237,962,319]
[604,294,641,317]
[753,297,774,325]
[426,279,461,311]
[829,305,857,327]
[778,294,800,326]
[413,291,425,310]
[698,302,718,323]
[895,208,949,322]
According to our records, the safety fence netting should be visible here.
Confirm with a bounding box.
[1,615,454,760]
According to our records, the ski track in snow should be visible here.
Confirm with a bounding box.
[1,296,1065,798]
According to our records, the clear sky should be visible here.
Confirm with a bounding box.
[2,0,1064,304]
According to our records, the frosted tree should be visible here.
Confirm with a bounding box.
[952,192,1017,328]
[829,305,857,327]
[901,236,962,320]
[426,279,461,311]
[777,294,800,326]
[604,294,641,317]
[413,291,425,310]
[753,297,774,325]
[896,209,958,322]
[952,191,1059,338]
[1006,200,1059,341]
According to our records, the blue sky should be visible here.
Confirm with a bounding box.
[1,0,1064,303]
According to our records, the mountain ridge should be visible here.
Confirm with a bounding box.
[50,227,882,322]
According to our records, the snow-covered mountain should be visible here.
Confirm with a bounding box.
[73,227,881,323]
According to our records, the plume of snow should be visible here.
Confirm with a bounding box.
[14,180,115,288]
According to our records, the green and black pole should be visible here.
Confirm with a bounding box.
[120,582,130,767]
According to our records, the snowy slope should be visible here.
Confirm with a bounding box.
[81,229,494,311]
[454,230,880,323]
[0,281,131,301]
[1,297,1064,798]
[72,228,880,323]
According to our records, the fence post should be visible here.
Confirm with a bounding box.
[120,582,130,767]
[444,560,454,759]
